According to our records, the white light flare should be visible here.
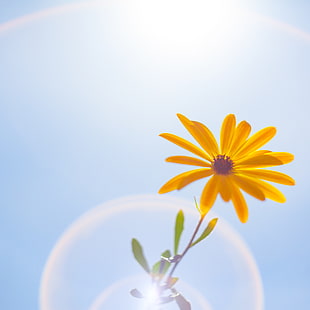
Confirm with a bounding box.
[143,284,162,308]
[124,0,246,61]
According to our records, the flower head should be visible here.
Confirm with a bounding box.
[158,114,295,223]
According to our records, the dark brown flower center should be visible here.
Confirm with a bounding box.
[212,155,233,175]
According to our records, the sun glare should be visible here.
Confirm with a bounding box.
[143,285,161,307]
[125,0,245,59]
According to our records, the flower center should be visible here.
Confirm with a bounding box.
[212,155,233,175]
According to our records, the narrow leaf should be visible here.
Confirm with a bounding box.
[191,218,218,247]
[166,277,179,288]
[175,293,191,310]
[130,288,144,299]
[158,296,175,304]
[171,289,191,310]
[159,277,179,292]
[161,249,171,259]
[152,250,171,277]
[152,261,161,275]
[174,210,184,255]
[194,197,200,212]
[160,250,172,275]
[131,238,150,273]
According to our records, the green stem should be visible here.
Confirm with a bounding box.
[166,214,205,281]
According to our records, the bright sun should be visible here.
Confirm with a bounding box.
[124,0,246,60]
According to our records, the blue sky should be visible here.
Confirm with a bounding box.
[0,0,309,309]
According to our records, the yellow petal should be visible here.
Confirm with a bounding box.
[178,169,214,190]
[192,121,219,156]
[229,121,251,156]
[158,168,213,194]
[237,169,295,185]
[231,184,249,223]
[166,156,211,167]
[218,175,232,202]
[232,174,266,201]
[199,175,219,215]
[159,133,211,162]
[234,176,286,203]
[235,152,294,168]
[220,114,236,154]
[234,150,271,163]
[234,126,277,160]
[176,114,214,161]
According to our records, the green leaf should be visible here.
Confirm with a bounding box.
[151,261,161,275]
[194,197,200,213]
[131,238,150,273]
[161,249,171,259]
[152,250,171,277]
[174,210,184,255]
[191,218,218,247]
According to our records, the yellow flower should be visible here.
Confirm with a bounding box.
[158,114,295,223]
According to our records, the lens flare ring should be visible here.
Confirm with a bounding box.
[39,194,264,310]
